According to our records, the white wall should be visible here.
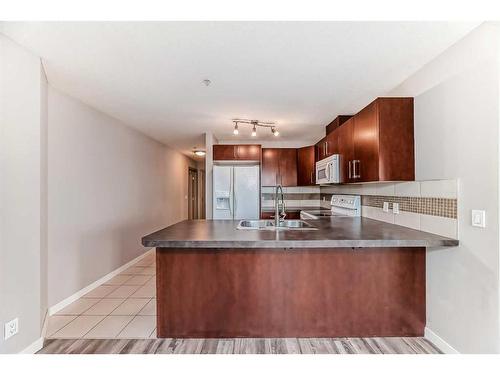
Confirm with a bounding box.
[204,132,217,219]
[40,63,48,329]
[0,35,47,353]
[48,87,195,306]
[389,23,500,353]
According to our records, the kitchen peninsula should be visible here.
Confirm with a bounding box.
[142,218,458,339]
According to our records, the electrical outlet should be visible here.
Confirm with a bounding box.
[4,318,18,340]
[383,202,389,212]
[393,203,400,214]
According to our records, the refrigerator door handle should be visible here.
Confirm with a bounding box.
[232,168,236,218]
[229,168,233,216]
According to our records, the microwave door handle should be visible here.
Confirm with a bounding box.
[325,162,331,181]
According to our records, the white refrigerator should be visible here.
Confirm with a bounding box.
[213,165,260,220]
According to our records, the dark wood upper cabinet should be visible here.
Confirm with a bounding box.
[351,97,414,182]
[262,148,297,187]
[297,145,316,186]
[213,145,236,160]
[325,130,339,158]
[261,148,279,186]
[326,115,352,135]
[213,144,261,161]
[215,99,414,186]
[336,117,355,183]
[315,137,327,162]
[352,101,380,182]
[235,145,261,160]
[279,148,298,187]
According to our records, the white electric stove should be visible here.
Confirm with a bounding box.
[300,195,361,219]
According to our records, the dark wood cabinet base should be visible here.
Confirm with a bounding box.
[156,247,425,338]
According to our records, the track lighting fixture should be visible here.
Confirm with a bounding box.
[231,119,279,137]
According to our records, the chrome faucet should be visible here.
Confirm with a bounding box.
[274,184,286,226]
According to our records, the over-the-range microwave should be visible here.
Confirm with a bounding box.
[316,154,340,184]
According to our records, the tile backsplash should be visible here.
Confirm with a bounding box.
[261,186,321,208]
[260,180,459,240]
[320,180,459,239]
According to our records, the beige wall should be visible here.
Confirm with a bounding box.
[48,87,195,307]
[389,23,499,353]
[0,35,47,353]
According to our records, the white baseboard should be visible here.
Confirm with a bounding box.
[48,248,154,316]
[19,337,44,354]
[425,327,459,354]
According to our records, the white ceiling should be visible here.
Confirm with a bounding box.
[1,22,478,156]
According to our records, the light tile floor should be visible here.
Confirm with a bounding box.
[46,251,157,339]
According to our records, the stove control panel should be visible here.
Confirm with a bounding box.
[330,195,361,216]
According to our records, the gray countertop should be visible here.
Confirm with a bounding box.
[142,217,459,249]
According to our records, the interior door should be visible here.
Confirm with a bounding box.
[188,168,198,220]
[199,169,206,219]
[212,165,233,219]
[233,165,260,220]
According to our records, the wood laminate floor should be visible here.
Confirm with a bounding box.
[37,337,441,354]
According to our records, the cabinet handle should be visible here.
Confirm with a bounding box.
[310,171,313,184]
[353,160,361,179]
[325,142,328,155]
[348,161,352,179]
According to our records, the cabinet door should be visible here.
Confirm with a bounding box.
[353,101,379,182]
[315,138,327,161]
[261,148,279,186]
[325,130,338,157]
[261,211,274,219]
[213,145,236,160]
[285,211,301,219]
[236,145,261,160]
[278,148,298,187]
[377,98,415,181]
[297,145,316,186]
[336,118,355,183]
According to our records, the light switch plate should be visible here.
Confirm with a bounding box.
[383,202,389,212]
[471,210,486,228]
[4,318,18,340]
[393,202,400,214]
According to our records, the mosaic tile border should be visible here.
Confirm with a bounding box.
[321,194,457,219]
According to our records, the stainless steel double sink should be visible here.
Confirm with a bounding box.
[236,219,317,231]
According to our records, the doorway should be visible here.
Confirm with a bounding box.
[188,167,198,220]
[198,169,206,219]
